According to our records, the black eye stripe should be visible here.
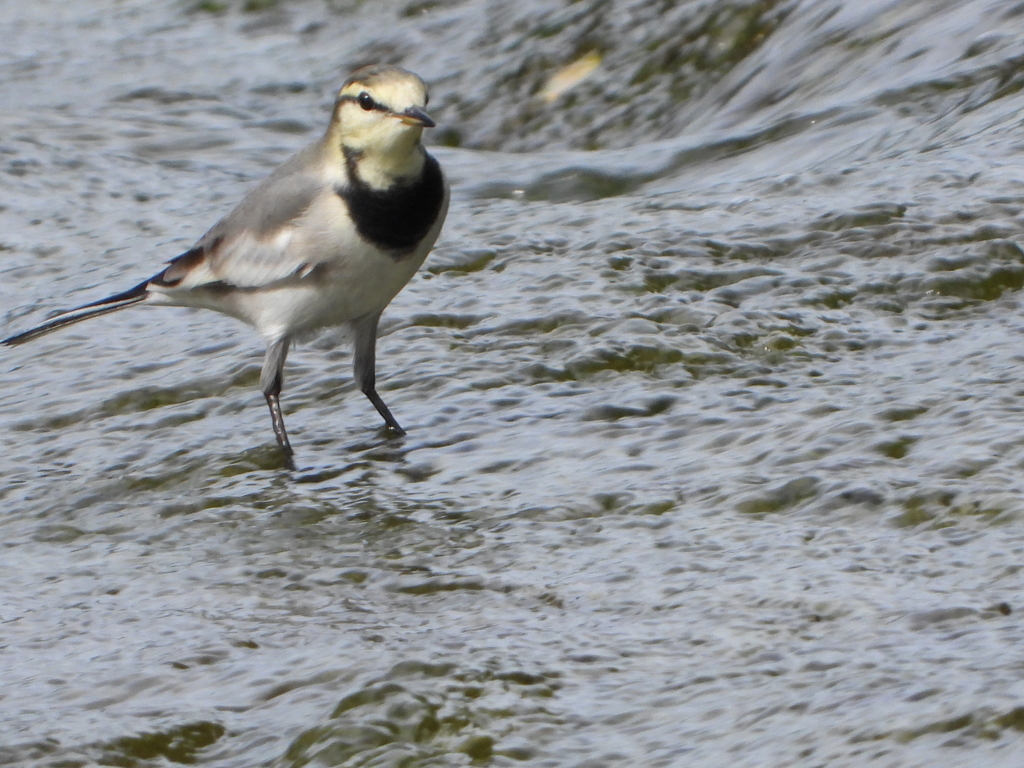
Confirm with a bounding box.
[338,92,428,116]
[338,93,387,112]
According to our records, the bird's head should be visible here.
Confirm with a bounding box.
[330,65,435,186]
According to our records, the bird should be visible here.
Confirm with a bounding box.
[2,64,449,467]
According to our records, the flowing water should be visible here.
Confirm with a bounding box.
[4,0,1024,765]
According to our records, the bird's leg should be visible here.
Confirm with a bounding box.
[265,384,293,460]
[352,312,405,435]
[260,338,294,463]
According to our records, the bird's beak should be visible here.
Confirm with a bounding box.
[397,107,436,128]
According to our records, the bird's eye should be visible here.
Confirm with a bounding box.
[358,92,375,111]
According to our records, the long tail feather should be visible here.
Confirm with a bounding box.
[2,279,150,346]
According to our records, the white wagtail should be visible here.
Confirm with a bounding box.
[2,65,449,465]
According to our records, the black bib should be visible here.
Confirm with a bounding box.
[339,150,445,258]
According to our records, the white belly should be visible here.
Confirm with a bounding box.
[241,246,426,340]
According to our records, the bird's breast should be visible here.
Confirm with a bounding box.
[337,152,445,257]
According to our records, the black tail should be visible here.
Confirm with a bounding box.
[2,279,150,346]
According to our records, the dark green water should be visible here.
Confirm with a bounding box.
[3,0,1024,765]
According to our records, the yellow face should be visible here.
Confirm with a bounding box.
[334,65,434,158]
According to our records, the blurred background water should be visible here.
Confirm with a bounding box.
[3,0,1024,765]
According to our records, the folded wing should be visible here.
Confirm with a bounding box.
[157,160,333,291]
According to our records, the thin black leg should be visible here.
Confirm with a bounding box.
[363,386,405,435]
[352,312,405,435]
[260,338,295,465]
[265,383,294,458]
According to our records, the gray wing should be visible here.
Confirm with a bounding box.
[160,142,337,289]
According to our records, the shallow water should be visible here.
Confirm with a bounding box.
[4,0,1024,766]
